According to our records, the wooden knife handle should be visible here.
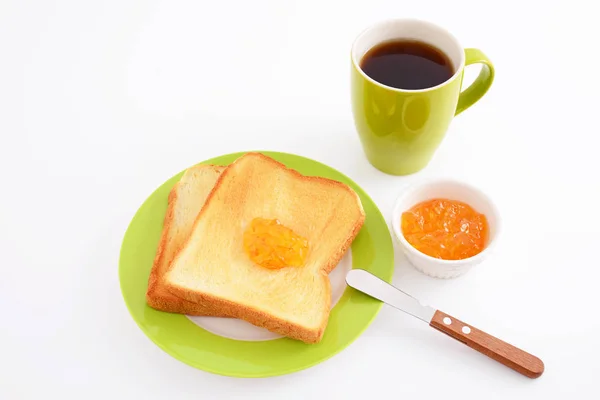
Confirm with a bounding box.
[429,310,544,379]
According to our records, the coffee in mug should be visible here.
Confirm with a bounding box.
[360,39,454,90]
[351,19,495,176]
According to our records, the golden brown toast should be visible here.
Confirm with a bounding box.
[146,164,227,316]
[164,152,365,343]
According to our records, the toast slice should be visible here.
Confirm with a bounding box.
[164,152,366,343]
[146,164,227,316]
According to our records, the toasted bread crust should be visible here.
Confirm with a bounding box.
[146,164,228,316]
[164,152,366,343]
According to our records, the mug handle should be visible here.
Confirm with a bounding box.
[455,48,495,116]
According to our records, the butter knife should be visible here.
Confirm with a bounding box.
[346,269,544,379]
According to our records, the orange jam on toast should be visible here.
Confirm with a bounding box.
[401,199,489,260]
[243,218,309,269]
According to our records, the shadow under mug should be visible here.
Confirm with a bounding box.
[351,19,495,176]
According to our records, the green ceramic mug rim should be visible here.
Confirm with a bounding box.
[351,18,467,94]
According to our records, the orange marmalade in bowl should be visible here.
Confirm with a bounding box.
[401,199,489,260]
[243,218,309,269]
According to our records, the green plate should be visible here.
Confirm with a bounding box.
[119,151,394,377]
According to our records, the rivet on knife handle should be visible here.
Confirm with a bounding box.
[429,310,545,379]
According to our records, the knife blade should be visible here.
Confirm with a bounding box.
[345,269,545,379]
[346,268,435,323]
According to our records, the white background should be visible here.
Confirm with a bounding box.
[1,0,598,398]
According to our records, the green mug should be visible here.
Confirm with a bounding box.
[351,19,495,175]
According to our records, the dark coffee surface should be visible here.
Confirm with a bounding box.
[360,39,454,90]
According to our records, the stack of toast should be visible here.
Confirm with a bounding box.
[146,152,365,343]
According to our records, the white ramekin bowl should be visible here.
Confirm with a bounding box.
[391,179,501,279]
